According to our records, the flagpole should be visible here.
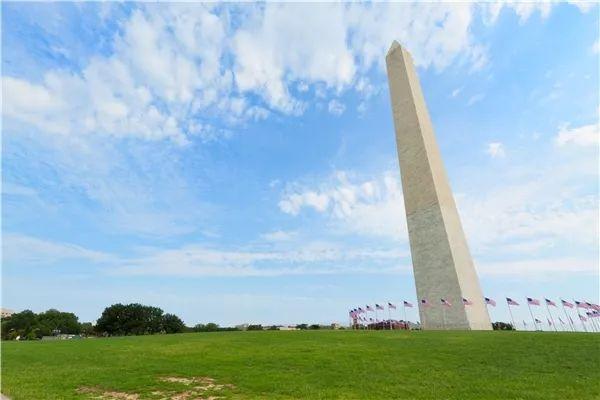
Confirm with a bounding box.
[388,306,392,330]
[527,301,536,331]
[442,305,446,330]
[561,302,575,332]
[507,303,516,330]
[589,314,598,332]
[545,302,557,332]
[574,299,587,333]
[403,303,407,329]
[558,318,565,332]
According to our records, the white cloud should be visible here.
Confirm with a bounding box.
[4,2,593,142]
[3,232,409,277]
[486,142,506,158]
[232,3,354,114]
[479,258,597,276]
[554,124,599,147]
[279,171,408,241]
[467,93,485,106]
[279,191,330,215]
[3,6,237,145]
[260,230,297,242]
[451,87,463,98]
[567,1,598,13]
[482,2,553,25]
[3,234,112,265]
[327,99,346,116]
[113,242,408,277]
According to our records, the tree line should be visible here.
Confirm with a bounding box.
[2,303,188,340]
[2,303,340,340]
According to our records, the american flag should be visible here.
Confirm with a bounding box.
[366,305,374,311]
[569,316,574,324]
[561,299,574,308]
[545,298,556,307]
[440,298,452,307]
[404,301,413,308]
[527,297,540,306]
[358,307,365,313]
[535,318,542,324]
[575,300,588,309]
[547,318,552,326]
[579,314,587,322]
[506,297,519,306]
[585,312,593,318]
[420,299,431,307]
[558,317,565,324]
[462,298,473,306]
[388,302,396,310]
[484,297,496,307]
[375,304,384,310]
[591,304,600,311]
[592,311,600,318]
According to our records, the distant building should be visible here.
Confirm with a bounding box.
[330,323,341,330]
[235,323,249,331]
[277,326,297,331]
[1,308,15,318]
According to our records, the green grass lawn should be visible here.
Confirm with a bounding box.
[2,330,599,399]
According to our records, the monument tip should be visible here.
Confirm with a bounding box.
[386,40,402,58]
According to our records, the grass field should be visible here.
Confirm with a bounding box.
[2,330,599,399]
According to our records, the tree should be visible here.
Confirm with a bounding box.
[247,324,263,331]
[295,324,308,330]
[96,303,180,336]
[1,309,82,340]
[309,324,320,330]
[37,309,81,336]
[492,322,515,331]
[162,314,185,333]
[1,310,38,340]
[80,322,95,336]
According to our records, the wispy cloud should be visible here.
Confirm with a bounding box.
[467,93,485,106]
[327,99,346,116]
[3,234,113,265]
[554,123,599,147]
[451,87,463,98]
[486,142,506,158]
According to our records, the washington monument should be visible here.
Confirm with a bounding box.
[386,41,492,330]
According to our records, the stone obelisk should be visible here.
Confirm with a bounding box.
[386,41,491,330]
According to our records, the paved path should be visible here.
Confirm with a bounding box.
[1,394,10,400]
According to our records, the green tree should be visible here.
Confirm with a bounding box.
[247,324,263,331]
[96,303,174,336]
[79,322,95,336]
[1,310,39,340]
[37,309,81,336]
[162,314,185,333]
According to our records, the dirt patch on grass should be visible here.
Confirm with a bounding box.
[77,387,139,399]
[78,376,234,400]
[159,376,235,392]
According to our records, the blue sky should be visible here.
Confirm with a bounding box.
[2,2,598,328]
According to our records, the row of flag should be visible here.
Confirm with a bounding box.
[348,297,600,331]
[350,298,600,313]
